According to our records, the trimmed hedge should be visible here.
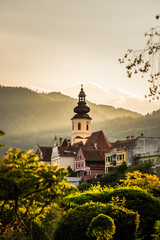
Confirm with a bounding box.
[86,214,116,240]
[53,202,139,240]
[65,186,160,240]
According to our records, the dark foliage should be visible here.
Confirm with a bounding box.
[54,202,139,240]
[66,187,160,240]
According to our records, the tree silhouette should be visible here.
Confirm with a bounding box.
[119,15,160,101]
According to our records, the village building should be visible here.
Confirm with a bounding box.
[75,147,106,181]
[105,138,134,172]
[36,85,112,182]
[74,130,112,181]
[35,85,160,181]
[36,137,82,169]
[105,135,160,173]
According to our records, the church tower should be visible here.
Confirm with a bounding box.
[71,85,92,145]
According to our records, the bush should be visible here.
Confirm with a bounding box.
[126,160,154,174]
[78,182,91,191]
[53,202,139,240]
[86,214,116,240]
[66,186,160,240]
[100,161,154,187]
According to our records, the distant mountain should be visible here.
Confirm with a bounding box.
[63,83,160,114]
[0,86,159,155]
[0,86,140,135]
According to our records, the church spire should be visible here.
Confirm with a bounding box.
[71,85,92,145]
[73,85,91,118]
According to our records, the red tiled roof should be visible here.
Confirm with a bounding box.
[38,146,52,161]
[106,139,135,153]
[81,148,105,162]
[58,145,78,157]
[85,130,111,149]
[38,141,82,160]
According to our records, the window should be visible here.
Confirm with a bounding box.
[84,171,91,176]
[86,121,89,130]
[76,163,83,168]
[117,154,124,161]
[78,122,81,130]
[121,154,124,160]
[78,155,81,160]
[80,96,84,102]
[106,156,111,162]
[117,155,121,161]
[72,121,74,131]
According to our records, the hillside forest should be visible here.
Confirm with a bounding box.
[0,86,160,155]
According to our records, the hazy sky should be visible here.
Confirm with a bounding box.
[0,0,160,113]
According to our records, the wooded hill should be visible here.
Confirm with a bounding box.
[0,86,160,154]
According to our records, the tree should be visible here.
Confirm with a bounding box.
[119,16,160,101]
[54,202,139,240]
[0,148,73,240]
[66,186,160,240]
[120,170,160,197]
[100,162,128,187]
[86,214,116,240]
[100,161,153,187]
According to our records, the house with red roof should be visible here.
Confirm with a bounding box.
[36,130,111,181]
[75,147,106,181]
[36,137,82,169]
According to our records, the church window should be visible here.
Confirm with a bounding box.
[80,96,84,102]
[78,122,81,130]
[86,121,89,130]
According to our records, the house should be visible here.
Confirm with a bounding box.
[75,147,106,181]
[105,136,160,173]
[127,136,160,166]
[105,138,134,172]
[74,130,112,181]
[36,137,82,169]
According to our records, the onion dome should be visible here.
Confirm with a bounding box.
[72,85,91,119]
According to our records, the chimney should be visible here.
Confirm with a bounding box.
[60,138,63,146]
[141,133,144,137]
[94,142,97,149]
[67,139,71,147]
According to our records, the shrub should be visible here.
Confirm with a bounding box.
[86,214,116,240]
[53,202,139,240]
[120,170,160,197]
[66,186,160,240]
[78,182,91,191]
